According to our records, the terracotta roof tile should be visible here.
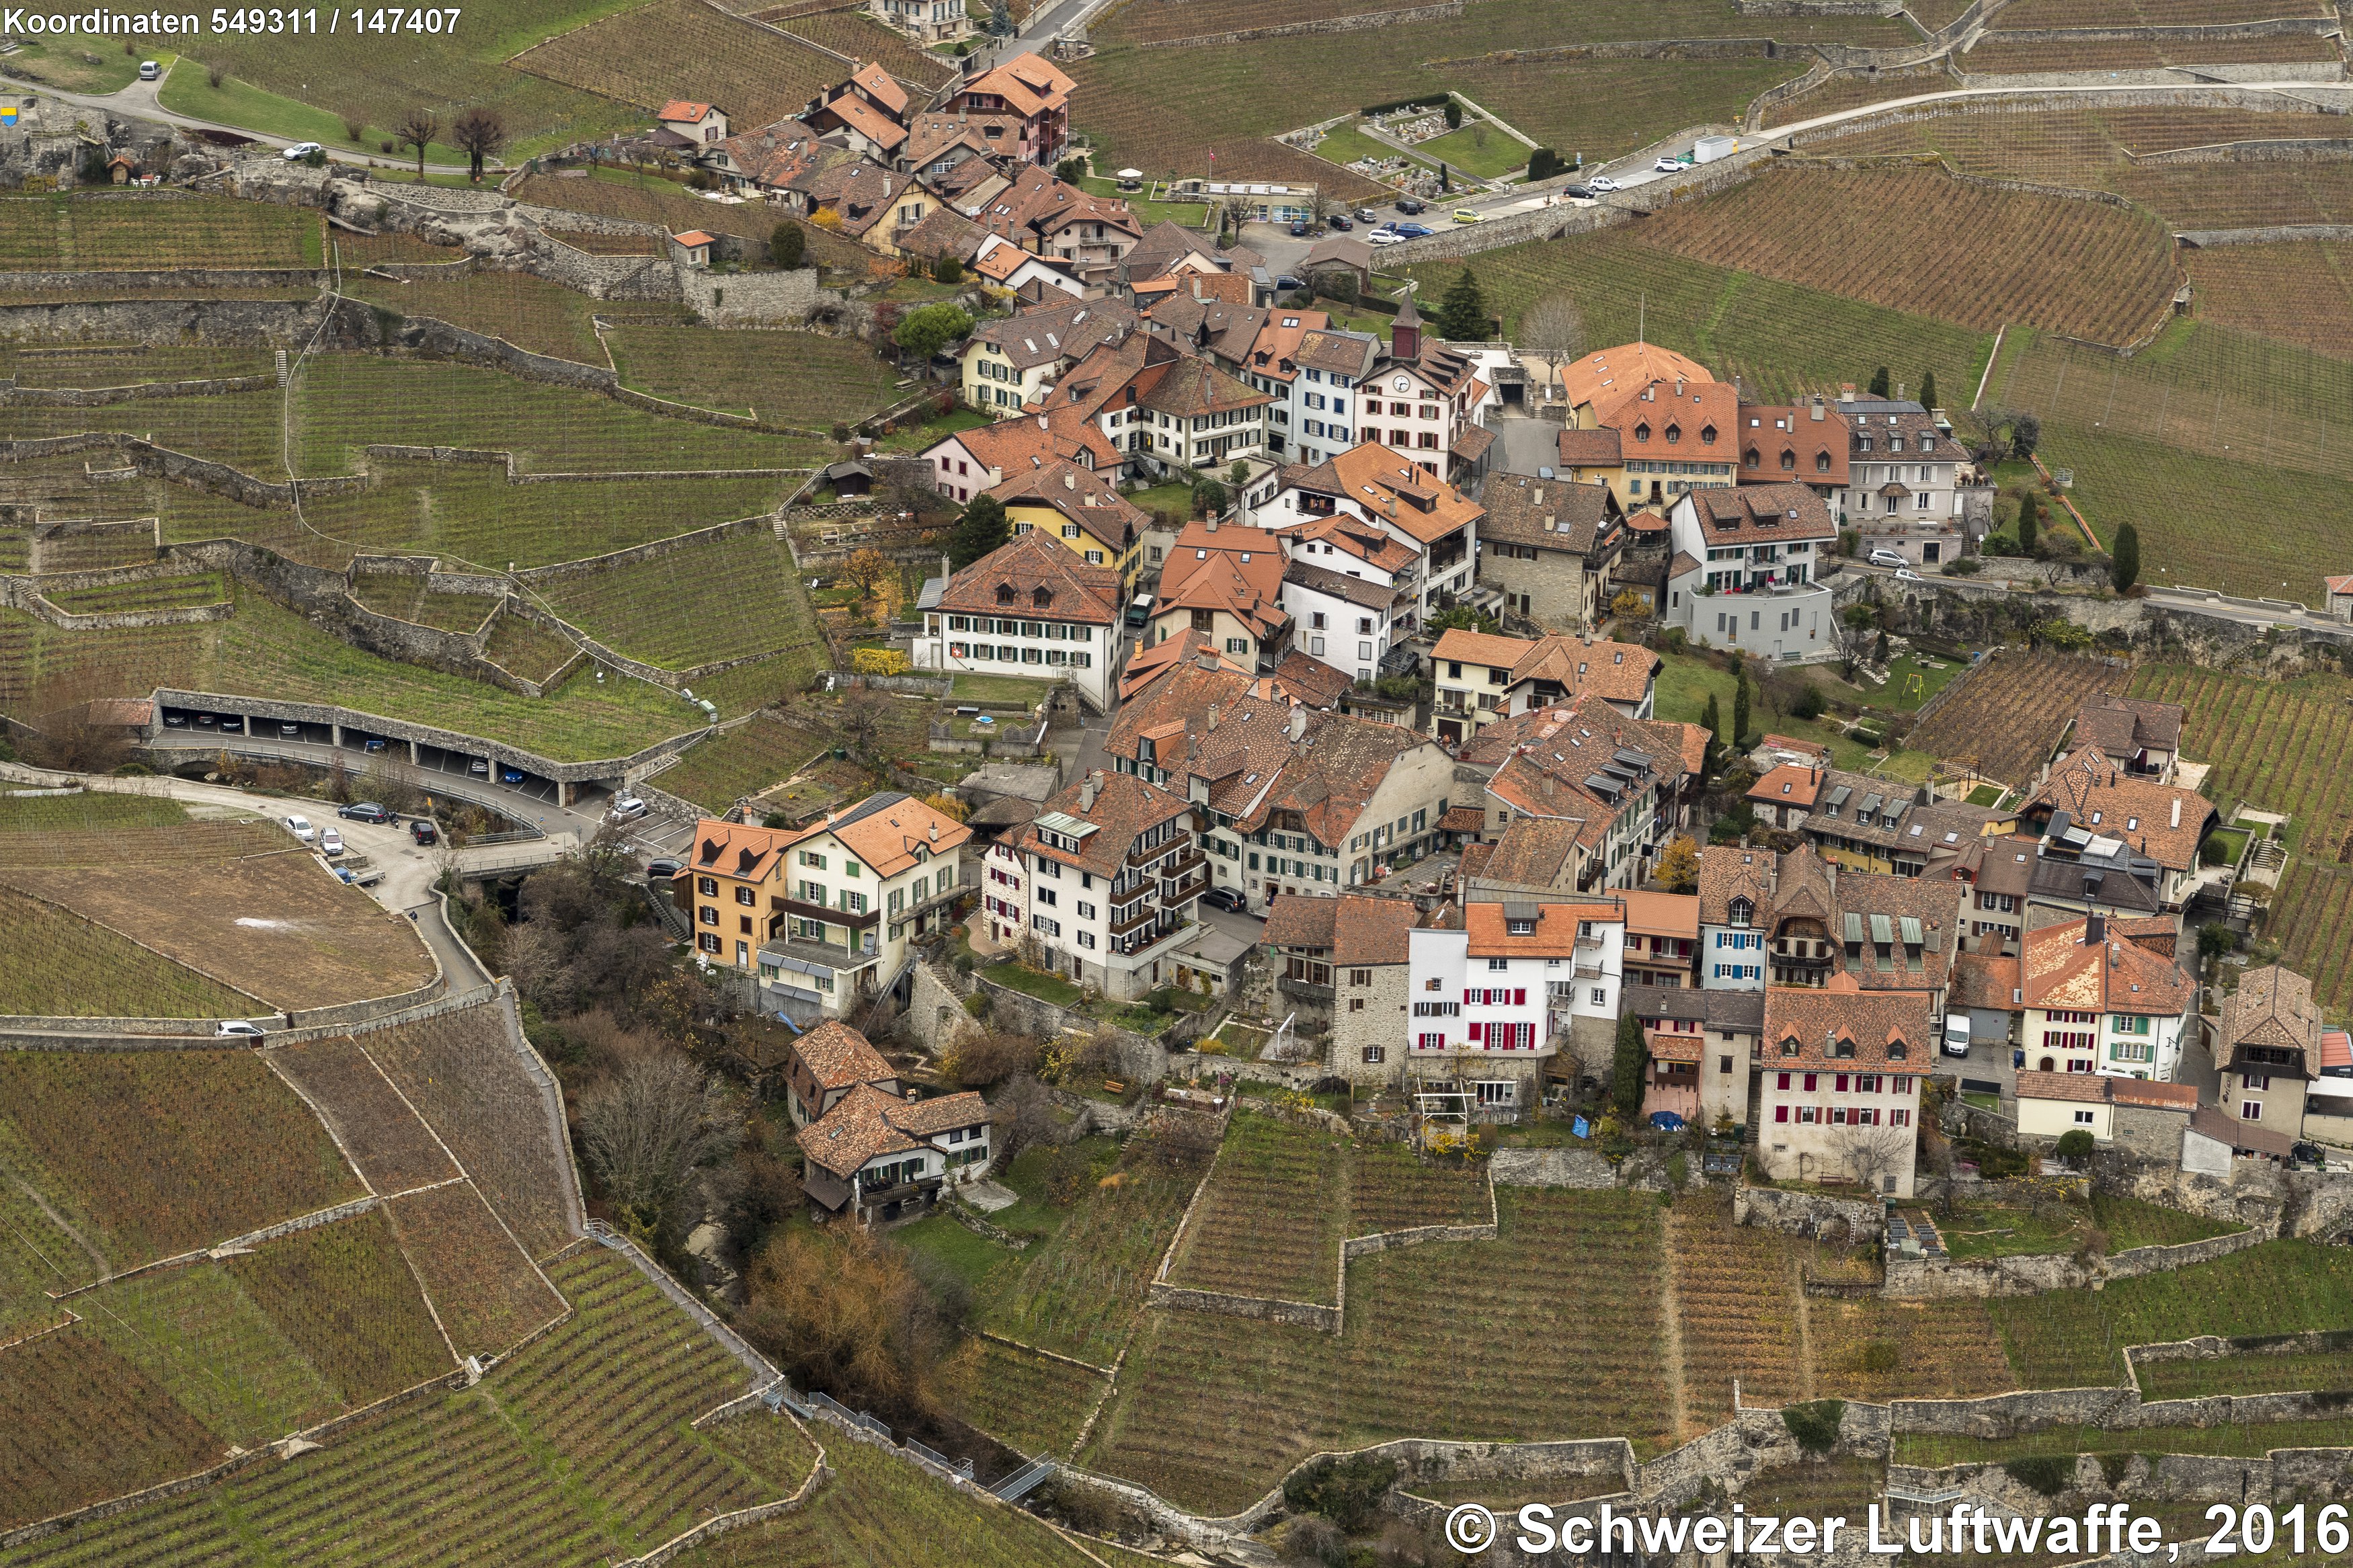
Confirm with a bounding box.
[2026,745,2214,871]
[936,530,1121,626]
[1464,899,1621,958]
[1334,893,1417,966]
[2021,917,2193,1017]
[792,1020,895,1092]
[1263,892,1337,950]
[1763,979,1935,1069]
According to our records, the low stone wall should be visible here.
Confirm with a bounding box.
[1,374,278,405]
[511,515,770,585]
[1975,17,2339,46]
[1881,1223,2264,1299]
[678,266,828,328]
[1734,1182,1889,1242]
[2179,222,2353,245]
[1488,1146,1617,1188]
[1426,36,1784,65]
[2143,138,2353,167]
[0,267,324,294]
[1891,1445,2353,1514]
[1142,1280,1340,1330]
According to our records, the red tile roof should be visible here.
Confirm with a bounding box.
[936,530,1121,626]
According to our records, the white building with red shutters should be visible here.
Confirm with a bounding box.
[1406,897,1626,1116]
[1757,976,1931,1197]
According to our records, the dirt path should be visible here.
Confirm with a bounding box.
[1659,1227,1690,1442]
[1793,1253,1818,1401]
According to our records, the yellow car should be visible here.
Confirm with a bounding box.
[1452,208,1482,224]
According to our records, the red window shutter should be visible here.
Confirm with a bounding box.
[1804,1073,1817,1091]
[1836,1073,1849,1093]
[1468,1022,1483,1042]
[1776,1072,1790,1091]
[1775,1105,1790,1124]
[1463,988,1473,1003]
[1514,987,1526,1005]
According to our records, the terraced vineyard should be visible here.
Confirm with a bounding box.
[605,325,904,427]
[510,0,845,130]
[1664,1195,1806,1428]
[652,706,828,812]
[384,1183,565,1358]
[1908,649,2127,788]
[510,173,877,274]
[1166,1114,1347,1303]
[44,574,230,616]
[2130,663,2353,1010]
[481,612,582,686]
[342,270,660,365]
[0,884,261,1020]
[0,1327,221,1531]
[267,1038,462,1195]
[1084,1188,1676,1515]
[1960,31,2340,73]
[1349,1137,1490,1231]
[947,1339,1109,1461]
[0,194,321,270]
[1986,1239,2353,1389]
[1631,167,2178,347]
[0,1049,360,1269]
[2189,241,2353,360]
[347,577,500,635]
[356,1003,577,1260]
[533,532,820,675]
[1402,229,1991,405]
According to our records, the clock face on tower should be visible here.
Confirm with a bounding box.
[1392,375,1410,391]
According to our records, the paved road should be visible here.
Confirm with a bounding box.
[28,58,484,176]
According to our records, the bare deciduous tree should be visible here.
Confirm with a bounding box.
[577,1053,735,1246]
[836,690,891,760]
[395,108,439,181]
[1833,1122,1913,1198]
[450,106,503,183]
[1517,291,1585,397]
[24,669,132,775]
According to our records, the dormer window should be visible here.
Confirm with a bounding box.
[1744,448,1760,468]
[1780,1037,1799,1057]
[1728,897,1753,928]
[1664,423,1681,444]
[1507,917,1535,936]
[1833,1038,1856,1059]
[1816,450,1831,472]
[1888,1042,1909,1060]
[995,584,1015,604]
[1634,423,1650,443]
[1780,450,1796,470]
[1033,586,1053,607]
[1700,424,1716,444]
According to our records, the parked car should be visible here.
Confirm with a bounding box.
[194,713,215,729]
[1353,207,1380,222]
[137,59,160,79]
[1587,175,1620,193]
[646,858,683,882]
[319,827,344,857]
[1654,155,1689,173]
[500,766,524,785]
[1276,274,1304,291]
[1395,197,1426,214]
[1942,1014,1972,1059]
[410,819,438,845]
[1451,208,1482,225]
[1394,222,1435,239]
[341,801,393,823]
[163,712,187,728]
[1326,214,1352,231]
[214,1020,268,1038]
[608,795,649,823]
[220,716,245,734]
[1562,185,1595,200]
[281,141,322,160]
[1368,226,1404,246]
[467,757,489,776]
[1288,219,1312,237]
[1868,548,1908,568]
[278,721,301,739]
[1894,567,1924,583]
[363,737,387,753]
[1201,886,1248,913]
[284,815,315,844]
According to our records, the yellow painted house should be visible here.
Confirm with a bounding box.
[989,458,1150,593]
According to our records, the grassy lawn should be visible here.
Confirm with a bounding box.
[982,962,1084,1007]
[1938,1202,2088,1262]
[4,38,167,92]
[1966,784,2005,807]
[1125,482,1194,524]
[950,673,1059,706]
[891,1214,1017,1292]
[1652,648,1938,778]
[1309,122,1401,173]
[2203,823,2251,869]
[875,406,990,454]
[159,66,469,167]
[1078,176,1208,231]
[1417,124,1528,181]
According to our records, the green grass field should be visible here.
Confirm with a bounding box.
[2136,1346,2353,1401]
[159,66,471,165]
[1404,229,1993,405]
[1415,124,1528,180]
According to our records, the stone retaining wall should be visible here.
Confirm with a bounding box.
[510,515,770,584]
[1735,1182,1890,1241]
[0,267,324,293]
[1141,1280,1340,1330]
[1,374,278,405]
[1880,1222,2264,1298]
[1976,17,2340,46]
[2179,222,2353,244]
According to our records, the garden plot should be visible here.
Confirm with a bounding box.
[1166,1114,1348,1304]
[0,1049,360,1271]
[356,999,577,1259]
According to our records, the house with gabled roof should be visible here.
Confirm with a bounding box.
[781,1018,898,1126]
[1458,698,1706,852]
[678,796,969,1015]
[1737,396,1849,507]
[2021,744,2218,911]
[920,403,1117,504]
[797,1072,992,1223]
[1035,331,1272,479]
[913,531,1122,710]
[1427,627,1657,746]
[1627,981,1761,1129]
[1837,395,1980,556]
[1146,519,1289,670]
[944,51,1074,164]
[1251,440,1482,633]
[869,0,971,46]
[2055,693,2186,784]
[2015,1069,2196,1155]
[657,100,729,146]
[1012,768,1203,998]
[2215,962,2325,1147]
[1408,896,1628,1114]
[1758,977,1933,1196]
[1665,481,1837,661]
[1476,473,1628,631]
[2020,912,2194,1080]
[1108,659,1455,913]
[992,456,1150,591]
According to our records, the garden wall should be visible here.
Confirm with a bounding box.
[1880,1224,2264,1299]
[1734,1183,1890,1242]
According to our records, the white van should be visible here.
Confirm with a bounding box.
[137,60,160,81]
[1942,1014,1972,1059]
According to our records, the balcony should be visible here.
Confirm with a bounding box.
[1109,903,1159,940]
[1161,870,1207,904]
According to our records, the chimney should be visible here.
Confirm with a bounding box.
[906,1086,920,1102]
[1289,702,1306,741]
[1207,703,1220,731]
[1036,415,1049,431]
[1080,776,1098,811]
[2085,911,2106,946]
[1064,470,1076,489]
[940,550,951,579]
[1810,395,1825,421]
[1205,518,1218,532]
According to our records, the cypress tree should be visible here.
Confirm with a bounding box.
[2111,522,2140,592]
[1611,1009,1646,1119]
[948,493,1009,569]
[1868,366,1890,398]
[2017,490,2040,554]
[1731,666,1751,748]
[1918,370,1938,409]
